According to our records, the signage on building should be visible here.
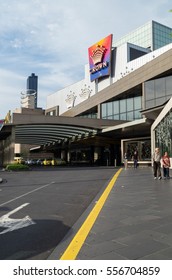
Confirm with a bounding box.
[79,85,92,100]
[0,119,4,128]
[65,92,77,109]
[88,34,113,82]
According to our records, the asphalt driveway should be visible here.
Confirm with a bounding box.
[0,166,117,260]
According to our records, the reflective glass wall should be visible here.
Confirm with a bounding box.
[113,21,172,51]
[123,139,151,161]
[144,75,172,109]
[101,96,142,120]
[153,21,172,50]
[114,21,152,49]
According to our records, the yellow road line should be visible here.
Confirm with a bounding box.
[60,168,123,260]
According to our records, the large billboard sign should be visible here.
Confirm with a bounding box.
[88,34,113,82]
[0,119,4,128]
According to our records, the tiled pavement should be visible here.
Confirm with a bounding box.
[77,167,172,260]
[49,167,172,260]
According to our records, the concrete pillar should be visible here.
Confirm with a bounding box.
[97,104,101,119]
[94,147,101,163]
[61,150,66,161]
[67,150,71,163]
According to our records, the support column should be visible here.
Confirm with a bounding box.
[94,147,101,164]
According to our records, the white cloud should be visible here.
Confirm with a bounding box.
[0,0,172,118]
[0,69,25,114]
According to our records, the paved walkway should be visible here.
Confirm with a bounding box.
[49,167,172,260]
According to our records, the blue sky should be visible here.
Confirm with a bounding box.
[0,0,172,119]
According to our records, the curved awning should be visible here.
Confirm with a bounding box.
[0,110,126,147]
[15,124,98,145]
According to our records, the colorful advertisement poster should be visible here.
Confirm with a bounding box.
[0,119,4,128]
[88,34,113,82]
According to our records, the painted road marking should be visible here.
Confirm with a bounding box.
[0,182,55,207]
[0,203,35,235]
[60,168,122,260]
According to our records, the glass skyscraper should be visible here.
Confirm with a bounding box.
[26,73,38,108]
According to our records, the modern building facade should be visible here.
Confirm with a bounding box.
[0,20,172,166]
[113,20,172,51]
[45,20,172,165]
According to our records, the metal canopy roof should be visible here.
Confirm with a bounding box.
[0,111,127,148]
[15,124,98,145]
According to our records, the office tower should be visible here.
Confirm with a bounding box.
[26,73,38,108]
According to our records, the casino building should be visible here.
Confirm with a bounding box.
[45,20,172,166]
[0,20,172,166]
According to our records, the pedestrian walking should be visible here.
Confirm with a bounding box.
[133,150,138,168]
[162,151,171,179]
[123,152,128,170]
[152,147,162,179]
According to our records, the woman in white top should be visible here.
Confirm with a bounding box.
[152,147,162,179]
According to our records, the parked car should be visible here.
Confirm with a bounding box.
[14,157,25,164]
[36,159,44,165]
[43,158,52,166]
[51,158,66,166]
[25,159,38,165]
[25,159,33,165]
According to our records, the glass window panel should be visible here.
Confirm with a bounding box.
[113,114,120,120]
[134,110,141,119]
[120,113,127,120]
[113,100,119,114]
[107,115,113,119]
[120,99,126,113]
[127,98,134,111]
[144,80,154,101]
[107,102,113,116]
[127,111,134,120]
[134,96,141,109]
[145,99,155,109]
[141,141,151,160]
[155,78,165,98]
[155,96,166,106]
[166,76,172,96]
[124,141,138,160]
[101,103,106,118]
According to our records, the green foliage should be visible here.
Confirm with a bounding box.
[6,163,29,171]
